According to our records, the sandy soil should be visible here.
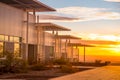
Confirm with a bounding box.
[0,67,94,80]
[50,66,120,80]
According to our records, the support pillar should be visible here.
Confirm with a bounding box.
[84,45,86,63]
[25,11,29,61]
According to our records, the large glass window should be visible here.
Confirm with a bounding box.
[5,36,8,41]
[0,35,4,41]
[0,34,22,58]
[10,36,14,42]
[14,37,19,42]
[0,42,3,58]
[14,43,21,57]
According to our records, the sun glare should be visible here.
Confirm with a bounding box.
[78,33,120,41]
[105,45,120,54]
[100,35,118,41]
[110,45,120,54]
[112,48,120,53]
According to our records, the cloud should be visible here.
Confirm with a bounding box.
[38,14,79,22]
[57,7,120,21]
[79,40,119,45]
[37,7,120,22]
[73,33,120,41]
[104,0,120,2]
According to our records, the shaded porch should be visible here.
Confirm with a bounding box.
[35,23,71,62]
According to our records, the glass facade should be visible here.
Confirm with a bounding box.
[14,43,21,57]
[0,35,4,41]
[0,42,3,58]
[5,36,8,41]
[0,34,22,58]
[14,37,19,42]
[10,36,14,42]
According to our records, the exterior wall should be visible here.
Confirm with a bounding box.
[22,13,37,44]
[0,2,24,59]
[0,2,37,44]
[44,32,54,61]
[45,32,54,46]
[0,2,38,61]
[0,2,23,37]
[54,38,62,59]
[0,2,73,62]
[67,47,79,62]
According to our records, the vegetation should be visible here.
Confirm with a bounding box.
[0,51,28,73]
[30,63,49,71]
[71,60,111,67]
[53,58,69,65]
[60,64,79,73]
[0,51,111,75]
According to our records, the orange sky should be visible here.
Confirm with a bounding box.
[77,34,120,63]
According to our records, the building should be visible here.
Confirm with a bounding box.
[0,0,73,64]
[55,35,81,62]
[0,0,56,64]
[35,23,70,62]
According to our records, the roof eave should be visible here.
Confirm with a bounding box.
[33,0,56,12]
[35,23,71,31]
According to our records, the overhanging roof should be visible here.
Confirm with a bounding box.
[68,43,95,47]
[56,35,81,39]
[35,23,71,31]
[0,0,55,12]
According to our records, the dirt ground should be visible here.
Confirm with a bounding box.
[50,66,120,80]
[0,68,93,80]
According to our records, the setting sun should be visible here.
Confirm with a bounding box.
[109,45,120,53]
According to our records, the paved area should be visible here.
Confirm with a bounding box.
[50,66,120,80]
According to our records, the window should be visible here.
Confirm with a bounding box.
[10,36,14,42]
[0,35,4,41]
[14,43,21,57]
[0,42,3,58]
[14,37,19,42]
[5,36,8,41]
[0,34,22,58]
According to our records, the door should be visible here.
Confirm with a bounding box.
[28,44,37,64]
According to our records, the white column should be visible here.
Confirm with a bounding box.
[25,11,29,61]
[84,45,86,63]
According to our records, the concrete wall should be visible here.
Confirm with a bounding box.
[45,32,54,46]
[0,2,37,44]
[0,2,64,62]
[0,2,23,37]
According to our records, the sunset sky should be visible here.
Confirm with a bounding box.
[39,0,120,62]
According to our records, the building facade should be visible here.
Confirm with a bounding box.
[0,0,82,64]
[0,0,55,64]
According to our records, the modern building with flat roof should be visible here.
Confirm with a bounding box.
[54,35,81,62]
[0,0,56,64]
[0,0,73,64]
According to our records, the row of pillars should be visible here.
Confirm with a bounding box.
[25,10,87,63]
[70,45,86,63]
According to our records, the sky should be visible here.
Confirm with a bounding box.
[39,0,120,62]
[39,0,120,36]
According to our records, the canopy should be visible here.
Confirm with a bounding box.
[0,0,55,12]
[55,35,81,39]
[67,43,95,47]
[35,23,71,31]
